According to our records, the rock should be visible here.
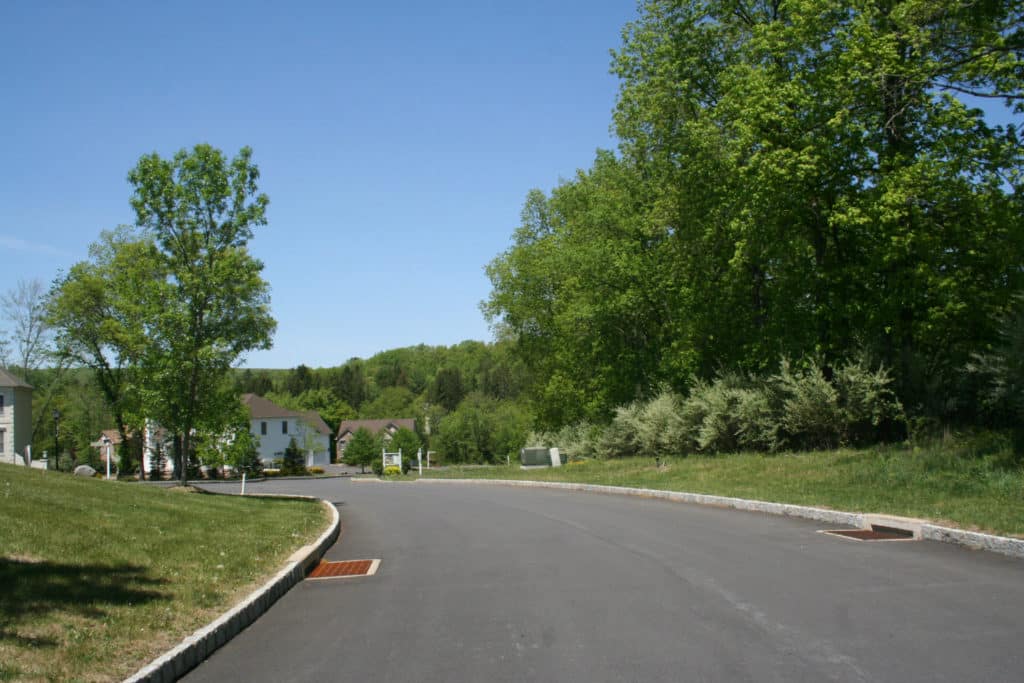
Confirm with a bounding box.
[74,464,97,478]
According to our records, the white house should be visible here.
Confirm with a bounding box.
[0,368,33,466]
[242,394,331,467]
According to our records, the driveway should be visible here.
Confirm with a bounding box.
[184,478,1024,682]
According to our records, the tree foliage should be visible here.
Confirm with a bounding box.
[128,144,277,483]
[344,426,379,473]
[48,229,158,473]
[486,0,1024,426]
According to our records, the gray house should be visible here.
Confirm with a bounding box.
[0,368,33,465]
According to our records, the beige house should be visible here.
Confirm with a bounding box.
[0,368,33,465]
[336,418,416,459]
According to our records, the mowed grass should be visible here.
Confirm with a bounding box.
[0,465,328,682]
[426,436,1024,538]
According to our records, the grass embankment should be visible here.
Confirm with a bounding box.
[0,465,328,682]
[426,436,1024,538]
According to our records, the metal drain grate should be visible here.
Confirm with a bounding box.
[307,559,380,579]
[821,526,915,541]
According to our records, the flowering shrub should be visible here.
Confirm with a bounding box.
[383,465,402,476]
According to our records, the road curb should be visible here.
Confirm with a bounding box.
[123,495,340,683]
[417,478,1024,560]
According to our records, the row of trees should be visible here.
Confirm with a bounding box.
[36,144,276,482]
[486,0,1024,438]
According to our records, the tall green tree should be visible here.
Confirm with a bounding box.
[488,0,1023,426]
[48,229,159,474]
[610,0,1023,414]
[428,367,465,412]
[128,144,277,484]
[344,426,378,473]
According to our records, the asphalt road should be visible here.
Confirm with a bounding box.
[184,478,1024,682]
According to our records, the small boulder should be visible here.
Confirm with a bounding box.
[74,464,97,478]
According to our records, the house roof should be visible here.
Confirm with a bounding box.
[337,418,416,438]
[301,410,333,436]
[242,394,332,436]
[242,393,294,418]
[0,368,31,389]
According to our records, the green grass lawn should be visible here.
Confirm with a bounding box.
[0,464,328,682]
[425,436,1024,538]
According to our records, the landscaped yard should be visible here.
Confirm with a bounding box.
[0,464,329,682]
[424,436,1024,538]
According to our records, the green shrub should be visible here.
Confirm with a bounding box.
[281,438,308,476]
[774,359,845,449]
[833,356,905,446]
[636,387,689,457]
[309,466,325,475]
[772,357,905,450]
[371,459,384,476]
[383,465,401,476]
[597,402,644,458]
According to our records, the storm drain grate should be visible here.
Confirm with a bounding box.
[307,559,380,579]
[821,525,916,541]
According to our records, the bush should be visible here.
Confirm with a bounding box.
[401,458,412,475]
[371,459,383,476]
[383,465,401,476]
[309,466,325,475]
[281,438,308,476]
[597,402,644,458]
[264,468,281,477]
[636,387,690,456]
[773,357,905,450]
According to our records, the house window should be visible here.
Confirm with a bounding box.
[0,394,4,413]
[261,421,267,435]
[282,421,288,434]
[0,429,5,453]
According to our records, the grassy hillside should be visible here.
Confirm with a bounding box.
[426,436,1024,538]
[0,465,328,682]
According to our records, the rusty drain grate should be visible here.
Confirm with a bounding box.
[820,525,916,542]
[307,559,380,580]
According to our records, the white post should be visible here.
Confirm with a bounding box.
[417,448,422,476]
[241,471,247,496]
[106,442,112,479]
[382,448,386,471]
[26,445,32,467]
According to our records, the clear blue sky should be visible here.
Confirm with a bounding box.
[1,0,637,369]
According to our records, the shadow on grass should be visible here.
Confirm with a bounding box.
[0,558,168,648]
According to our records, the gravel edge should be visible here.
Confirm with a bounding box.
[122,495,340,683]
[417,478,1024,560]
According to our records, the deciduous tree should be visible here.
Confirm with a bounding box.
[128,144,277,484]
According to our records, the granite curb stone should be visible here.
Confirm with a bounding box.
[417,478,1024,560]
[123,494,340,683]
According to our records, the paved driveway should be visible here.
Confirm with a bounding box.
[184,478,1024,682]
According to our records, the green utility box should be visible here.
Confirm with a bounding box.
[520,447,552,466]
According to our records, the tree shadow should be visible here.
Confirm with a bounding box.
[0,558,168,648]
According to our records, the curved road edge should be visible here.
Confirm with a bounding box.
[123,495,341,683]
[416,478,1024,560]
